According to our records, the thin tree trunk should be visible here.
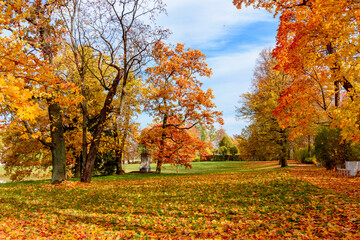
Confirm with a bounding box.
[307,135,311,158]
[334,81,340,107]
[115,149,125,175]
[279,130,288,168]
[74,155,81,178]
[48,102,66,184]
[116,132,127,175]
[81,75,88,178]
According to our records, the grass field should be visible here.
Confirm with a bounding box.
[0,162,359,239]
[0,161,279,183]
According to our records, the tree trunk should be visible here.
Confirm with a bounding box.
[307,135,311,158]
[279,130,288,168]
[334,81,340,107]
[156,161,162,174]
[81,72,123,183]
[81,76,88,178]
[74,155,82,178]
[116,114,130,175]
[116,133,127,175]
[116,149,125,175]
[48,102,66,184]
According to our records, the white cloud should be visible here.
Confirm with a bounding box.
[159,0,275,48]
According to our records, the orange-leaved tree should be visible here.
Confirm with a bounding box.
[143,41,223,173]
[140,118,210,171]
[233,0,360,142]
[0,0,80,183]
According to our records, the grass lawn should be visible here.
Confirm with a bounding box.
[0,161,279,183]
[121,160,279,174]
[0,162,359,239]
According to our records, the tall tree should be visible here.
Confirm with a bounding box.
[233,0,360,142]
[236,48,290,166]
[143,41,223,173]
[77,0,167,182]
[0,0,80,183]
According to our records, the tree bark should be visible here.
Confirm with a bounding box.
[81,75,88,178]
[307,135,311,158]
[48,102,66,184]
[74,155,82,178]
[156,161,162,174]
[115,149,125,175]
[279,130,288,168]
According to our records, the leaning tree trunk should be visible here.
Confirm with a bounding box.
[48,102,66,184]
[81,72,123,183]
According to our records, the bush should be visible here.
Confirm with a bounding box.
[94,151,117,175]
[229,146,239,156]
[314,127,358,170]
[293,148,308,163]
[220,146,228,156]
[303,157,314,164]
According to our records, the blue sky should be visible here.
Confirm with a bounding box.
[140,0,279,137]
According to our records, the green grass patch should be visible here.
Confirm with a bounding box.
[121,160,279,174]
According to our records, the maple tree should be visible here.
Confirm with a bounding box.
[233,0,360,143]
[0,0,81,183]
[143,41,223,173]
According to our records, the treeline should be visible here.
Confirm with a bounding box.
[0,0,222,183]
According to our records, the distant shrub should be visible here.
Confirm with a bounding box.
[314,127,358,170]
[294,148,309,163]
[229,146,239,156]
[303,157,314,164]
[94,151,117,175]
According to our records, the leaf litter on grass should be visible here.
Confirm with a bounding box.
[0,167,359,239]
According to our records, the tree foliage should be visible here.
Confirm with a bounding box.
[233,0,360,143]
[143,41,223,173]
[236,49,290,166]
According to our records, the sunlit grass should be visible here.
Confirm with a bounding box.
[0,166,359,239]
[0,161,281,183]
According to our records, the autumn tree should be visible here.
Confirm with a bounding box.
[60,0,168,183]
[236,48,290,166]
[140,119,209,170]
[233,0,360,143]
[143,41,223,173]
[0,0,81,183]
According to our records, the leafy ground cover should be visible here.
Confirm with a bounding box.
[0,163,359,239]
